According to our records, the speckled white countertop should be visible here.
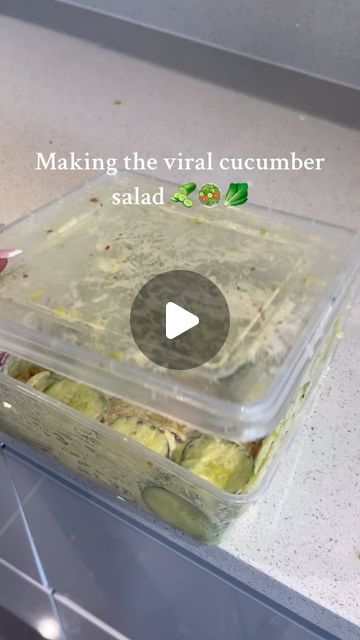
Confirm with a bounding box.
[0,14,359,640]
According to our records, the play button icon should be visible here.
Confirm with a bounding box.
[166,302,199,340]
[130,270,230,370]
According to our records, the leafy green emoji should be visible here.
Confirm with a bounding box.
[224,182,248,207]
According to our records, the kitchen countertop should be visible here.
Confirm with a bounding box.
[0,14,359,640]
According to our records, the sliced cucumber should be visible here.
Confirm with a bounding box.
[243,432,279,492]
[6,359,44,383]
[253,431,279,475]
[111,416,169,457]
[46,379,107,420]
[105,400,188,442]
[142,486,213,541]
[171,440,188,465]
[27,370,57,393]
[110,415,139,436]
[136,425,170,457]
[180,436,254,493]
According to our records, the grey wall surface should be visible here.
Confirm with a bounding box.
[53,0,360,89]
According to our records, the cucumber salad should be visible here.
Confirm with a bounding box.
[5,358,257,494]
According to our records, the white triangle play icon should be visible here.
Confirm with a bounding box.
[165,302,199,340]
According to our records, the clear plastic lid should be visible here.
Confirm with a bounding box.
[0,173,359,441]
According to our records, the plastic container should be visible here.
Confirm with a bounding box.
[0,172,359,543]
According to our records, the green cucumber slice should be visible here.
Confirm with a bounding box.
[27,370,57,392]
[177,193,186,202]
[180,436,254,493]
[171,440,188,464]
[111,416,169,457]
[46,379,107,420]
[142,486,213,540]
[183,198,193,208]
[5,359,44,383]
[110,415,139,436]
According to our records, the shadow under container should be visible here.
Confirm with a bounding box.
[0,173,359,543]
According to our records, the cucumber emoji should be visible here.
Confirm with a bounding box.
[171,183,196,208]
[178,183,196,196]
